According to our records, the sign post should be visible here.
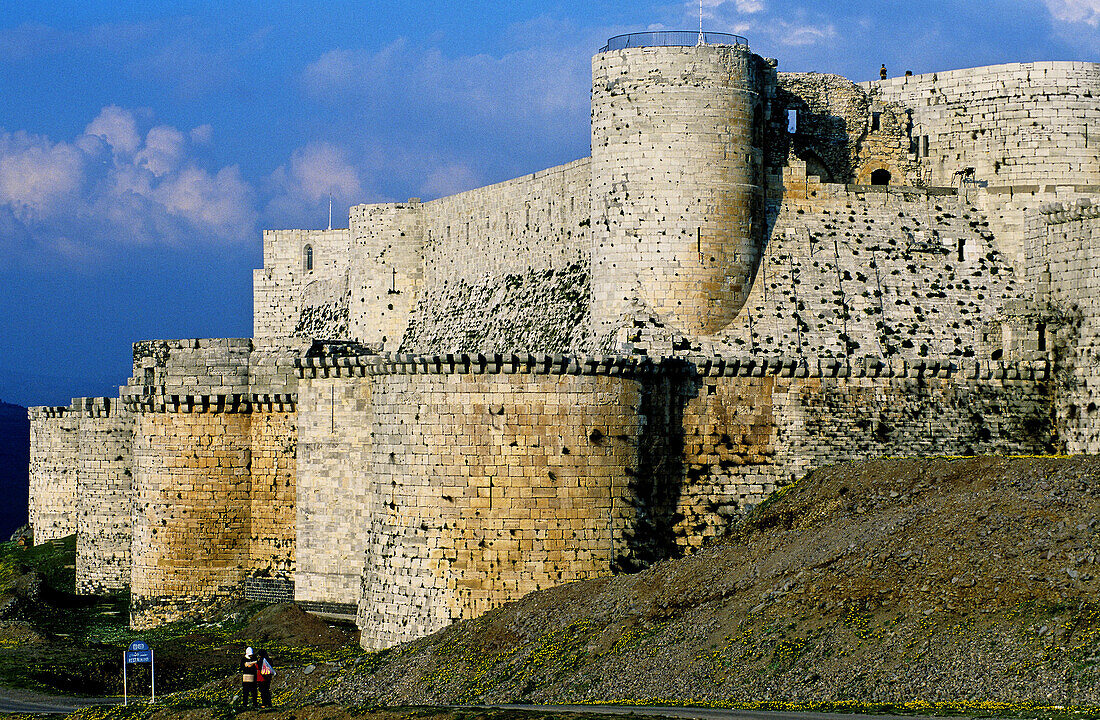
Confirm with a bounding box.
[123,640,155,705]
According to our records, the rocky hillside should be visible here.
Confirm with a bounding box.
[0,402,28,539]
[325,456,1100,709]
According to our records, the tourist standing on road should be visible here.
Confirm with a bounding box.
[240,646,259,709]
[256,649,275,708]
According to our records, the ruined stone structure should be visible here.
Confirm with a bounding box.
[27,32,1100,647]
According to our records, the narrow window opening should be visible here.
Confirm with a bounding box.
[871,112,881,131]
[304,244,313,272]
[1038,322,1047,352]
[787,109,797,134]
[922,135,930,157]
[957,238,965,262]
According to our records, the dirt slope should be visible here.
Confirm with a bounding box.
[324,456,1100,708]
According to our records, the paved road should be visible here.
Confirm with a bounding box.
[0,686,122,715]
[489,704,956,720]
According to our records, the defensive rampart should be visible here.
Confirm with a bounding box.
[866,62,1100,188]
[22,40,1100,645]
[294,351,649,646]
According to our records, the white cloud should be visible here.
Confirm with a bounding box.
[84,106,142,156]
[137,125,186,177]
[700,0,766,13]
[0,132,84,218]
[154,164,253,236]
[264,142,363,227]
[420,164,481,199]
[776,20,838,46]
[0,106,258,264]
[1043,0,1100,24]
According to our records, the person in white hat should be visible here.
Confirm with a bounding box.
[239,646,258,708]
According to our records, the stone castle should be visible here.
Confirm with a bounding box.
[26,32,1100,649]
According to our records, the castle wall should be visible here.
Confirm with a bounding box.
[660,357,1053,551]
[866,62,1100,188]
[130,409,252,628]
[295,353,649,649]
[123,339,257,627]
[1030,200,1100,451]
[348,159,593,355]
[773,73,920,186]
[591,44,768,341]
[348,202,425,351]
[247,405,297,595]
[712,175,1023,360]
[294,370,374,615]
[254,228,353,342]
[74,398,133,594]
[27,406,78,544]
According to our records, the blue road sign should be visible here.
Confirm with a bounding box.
[125,641,153,664]
[123,640,156,705]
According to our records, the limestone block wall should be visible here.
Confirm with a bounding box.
[294,369,375,614]
[591,44,770,341]
[1029,199,1100,451]
[346,160,593,356]
[123,338,252,405]
[694,177,1023,360]
[249,341,300,399]
[248,405,297,583]
[348,202,425,351]
[74,397,133,594]
[294,352,650,649]
[27,406,78,544]
[253,228,353,342]
[865,62,1100,187]
[405,159,593,354]
[129,408,252,628]
[773,73,919,186]
[660,356,1053,551]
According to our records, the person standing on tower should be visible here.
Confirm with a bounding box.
[880,64,888,80]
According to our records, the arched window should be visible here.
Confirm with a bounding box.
[304,244,314,272]
[870,169,892,186]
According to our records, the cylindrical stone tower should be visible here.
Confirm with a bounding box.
[591,34,767,342]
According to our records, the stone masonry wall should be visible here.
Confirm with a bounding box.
[655,357,1053,553]
[348,202,424,351]
[27,406,78,544]
[773,73,920,186]
[865,62,1100,187]
[694,170,1024,361]
[1030,199,1100,451]
[254,229,353,342]
[74,398,133,594]
[349,160,592,356]
[248,407,297,583]
[294,371,374,614]
[591,45,768,342]
[412,159,592,354]
[130,410,252,628]
[294,353,649,649]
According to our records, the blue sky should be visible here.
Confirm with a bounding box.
[1,0,1097,407]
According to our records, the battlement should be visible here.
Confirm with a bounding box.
[1040,199,1100,224]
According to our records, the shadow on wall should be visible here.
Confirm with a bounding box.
[0,402,29,539]
[770,86,862,184]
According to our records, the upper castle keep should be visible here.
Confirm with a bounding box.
[26,32,1100,649]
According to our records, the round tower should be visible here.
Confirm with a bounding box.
[590,33,767,342]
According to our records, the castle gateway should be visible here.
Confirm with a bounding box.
[28,33,1100,649]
